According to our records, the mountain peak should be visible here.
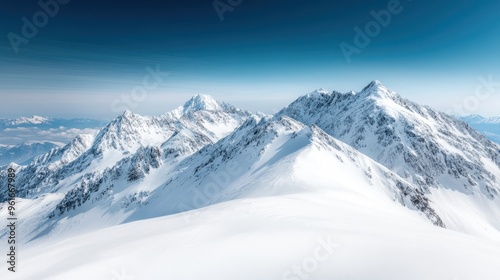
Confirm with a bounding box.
[366,79,383,87]
[169,94,225,118]
[183,94,222,112]
[307,88,330,98]
[358,80,398,99]
[361,80,388,91]
[121,109,134,117]
[117,109,142,122]
[13,115,50,125]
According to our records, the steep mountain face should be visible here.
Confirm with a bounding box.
[459,114,500,143]
[90,110,174,156]
[0,86,499,246]
[0,141,61,166]
[129,116,443,226]
[1,87,500,280]
[277,81,500,196]
[0,95,257,205]
[0,134,96,201]
[9,115,443,243]
[276,81,500,237]
[52,145,162,218]
[33,134,96,166]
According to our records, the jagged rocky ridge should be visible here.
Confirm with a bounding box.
[2,84,500,243]
[276,81,500,198]
[0,95,256,203]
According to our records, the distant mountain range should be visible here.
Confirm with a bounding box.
[0,115,109,130]
[2,105,497,168]
[0,116,108,130]
[0,116,109,165]
[0,142,61,166]
[458,115,500,143]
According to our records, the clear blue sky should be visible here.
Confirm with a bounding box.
[1,0,499,118]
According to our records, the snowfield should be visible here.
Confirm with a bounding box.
[4,190,500,280]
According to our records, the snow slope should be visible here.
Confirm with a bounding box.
[277,81,500,195]
[2,142,499,279]
[0,116,444,244]
[0,95,260,242]
[276,81,500,238]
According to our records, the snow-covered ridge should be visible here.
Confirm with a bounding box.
[1,84,500,280]
[276,81,500,238]
[0,95,257,207]
[167,94,248,119]
[277,80,500,194]
[460,114,500,124]
[11,115,50,125]
[0,83,499,247]
[38,114,443,242]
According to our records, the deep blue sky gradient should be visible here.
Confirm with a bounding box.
[1,0,499,118]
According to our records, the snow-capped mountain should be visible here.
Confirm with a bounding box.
[1,112,443,244]
[33,134,96,167]
[276,81,500,237]
[277,81,500,194]
[0,116,108,146]
[0,116,108,130]
[168,93,229,118]
[0,114,106,166]
[1,85,500,280]
[459,114,500,143]
[9,115,50,125]
[2,85,499,240]
[0,141,61,166]
[0,95,260,240]
[459,115,500,124]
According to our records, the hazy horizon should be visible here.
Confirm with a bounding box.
[1,0,499,119]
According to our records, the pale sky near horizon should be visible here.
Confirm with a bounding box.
[1,0,499,119]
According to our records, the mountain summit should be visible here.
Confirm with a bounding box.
[170,94,228,118]
[277,81,500,237]
[358,80,399,99]
[184,94,222,110]
[1,83,499,280]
